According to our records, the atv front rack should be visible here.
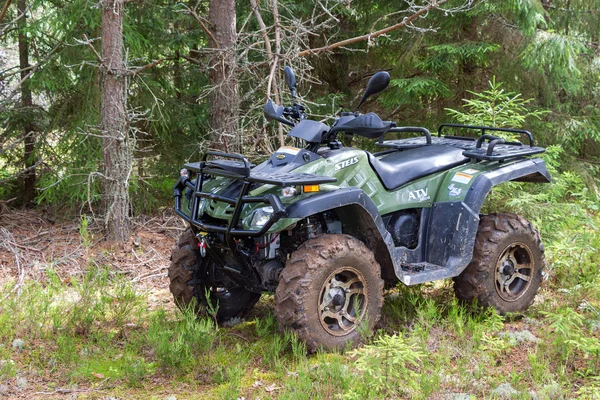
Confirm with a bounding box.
[378,123,545,162]
[173,151,336,238]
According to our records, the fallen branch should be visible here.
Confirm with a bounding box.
[297,0,448,57]
[0,228,25,300]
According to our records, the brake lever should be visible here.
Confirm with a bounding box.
[283,104,306,121]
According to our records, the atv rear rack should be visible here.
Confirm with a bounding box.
[378,123,545,162]
[173,151,336,239]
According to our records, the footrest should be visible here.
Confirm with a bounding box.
[400,262,450,285]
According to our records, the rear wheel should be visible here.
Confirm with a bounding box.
[275,234,384,353]
[168,229,260,322]
[453,213,544,314]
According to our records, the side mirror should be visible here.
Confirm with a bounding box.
[264,99,294,126]
[355,71,390,111]
[284,66,297,102]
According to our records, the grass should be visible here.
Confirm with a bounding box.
[1,158,600,398]
[1,250,599,399]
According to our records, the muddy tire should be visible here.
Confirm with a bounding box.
[275,234,384,353]
[453,213,544,314]
[168,229,260,322]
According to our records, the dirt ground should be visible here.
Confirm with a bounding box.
[0,208,185,308]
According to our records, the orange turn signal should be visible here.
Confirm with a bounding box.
[303,185,320,193]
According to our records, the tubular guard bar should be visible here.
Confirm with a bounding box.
[173,151,336,239]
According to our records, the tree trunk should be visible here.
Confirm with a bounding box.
[100,0,130,241]
[208,0,239,153]
[17,0,36,204]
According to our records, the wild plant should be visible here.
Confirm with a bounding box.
[542,307,600,376]
[344,333,424,399]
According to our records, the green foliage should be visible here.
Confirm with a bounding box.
[521,31,589,92]
[79,215,93,248]
[147,304,216,372]
[542,307,600,375]
[427,42,501,67]
[380,77,451,108]
[445,77,549,134]
[501,0,547,35]
[345,334,424,399]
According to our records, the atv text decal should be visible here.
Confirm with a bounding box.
[334,156,359,171]
[408,188,430,202]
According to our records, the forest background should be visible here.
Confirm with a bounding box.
[1,0,600,398]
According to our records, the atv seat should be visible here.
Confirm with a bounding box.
[368,145,468,190]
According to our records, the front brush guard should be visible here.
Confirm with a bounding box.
[173,151,336,242]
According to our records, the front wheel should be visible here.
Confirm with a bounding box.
[275,234,384,353]
[453,213,545,314]
[168,229,260,322]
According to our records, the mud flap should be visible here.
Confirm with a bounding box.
[427,201,479,272]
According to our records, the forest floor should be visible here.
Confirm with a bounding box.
[1,208,599,399]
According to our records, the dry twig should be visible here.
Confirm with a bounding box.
[298,0,449,57]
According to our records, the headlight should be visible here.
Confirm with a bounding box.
[196,198,207,218]
[250,206,274,227]
[281,186,298,198]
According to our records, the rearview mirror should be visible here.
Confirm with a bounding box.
[284,66,296,90]
[355,71,390,111]
[284,66,297,102]
[264,99,294,126]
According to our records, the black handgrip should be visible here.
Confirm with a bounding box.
[387,126,432,144]
[476,134,501,149]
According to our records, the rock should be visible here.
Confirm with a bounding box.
[165,396,177,400]
[11,339,24,350]
[0,385,9,395]
[491,383,518,399]
[16,377,27,389]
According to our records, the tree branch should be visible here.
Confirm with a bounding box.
[0,0,13,25]
[128,58,163,76]
[82,34,104,66]
[297,0,448,57]
[186,7,219,48]
[249,0,278,100]
[0,37,65,80]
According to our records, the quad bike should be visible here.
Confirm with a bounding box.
[170,67,550,352]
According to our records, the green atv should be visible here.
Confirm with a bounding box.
[170,68,550,352]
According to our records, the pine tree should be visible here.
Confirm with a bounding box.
[100,0,130,241]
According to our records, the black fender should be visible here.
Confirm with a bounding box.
[424,158,551,278]
[285,187,399,283]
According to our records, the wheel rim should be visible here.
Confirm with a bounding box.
[495,242,535,302]
[318,267,368,336]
